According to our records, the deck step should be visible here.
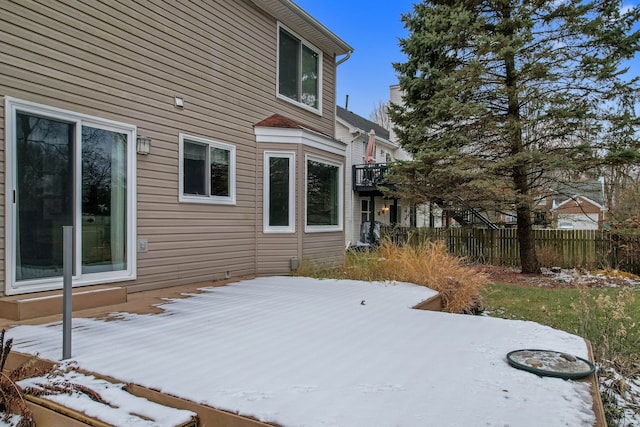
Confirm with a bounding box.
[7,352,269,427]
[0,286,127,320]
[23,381,199,427]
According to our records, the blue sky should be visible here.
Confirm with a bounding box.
[294,0,415,118]
[295,0,640,120]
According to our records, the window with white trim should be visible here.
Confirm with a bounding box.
[179,134,236,205]
[264,152,295,233]
[305,156,343,232]
[4,98,136,294]
[277,24,322,113]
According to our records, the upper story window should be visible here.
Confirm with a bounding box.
[277,25,322,114]
[179,134,236,205]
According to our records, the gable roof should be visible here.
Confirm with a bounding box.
[552,194,604,211]
[336,106,390,140]
[551,180,605,206]
[250,0,352,56]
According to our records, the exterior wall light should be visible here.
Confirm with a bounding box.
[136,135,151,155]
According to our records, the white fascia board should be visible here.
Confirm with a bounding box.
[336,116,362,135]
[554,195,603,211]
[255,126,346,156]
[375,137,398,150]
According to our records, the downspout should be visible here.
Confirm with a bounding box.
[333,51,352,137]
[335,51,352,252]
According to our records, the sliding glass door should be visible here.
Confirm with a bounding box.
[6,99,136,294]
[15,113,74,281]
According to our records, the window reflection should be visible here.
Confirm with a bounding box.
[307,160,339,226]
[15,113,74,280]
[81,127,127,273]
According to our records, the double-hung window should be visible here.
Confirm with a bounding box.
[264,152,295,233]
[305,155,343,232]
[179,134,236,205]
[4,98,136,294]
[277,25,322,113]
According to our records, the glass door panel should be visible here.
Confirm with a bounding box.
[81,126,127,274]
[15,113,74,281]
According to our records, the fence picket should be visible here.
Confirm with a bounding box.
[382,227,640,273]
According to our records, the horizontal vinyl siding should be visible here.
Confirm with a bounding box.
[1,0,340,293]
[257,239,300,275]
[302,234,346,268]
[0,105,4,292]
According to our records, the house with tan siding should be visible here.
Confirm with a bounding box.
[0,0,352,298]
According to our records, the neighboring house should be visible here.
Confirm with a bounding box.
[551,195,605,230]
[336,101,436,247]
[1,0,352,296]
[517,180,607,230]
[546,180,607,230]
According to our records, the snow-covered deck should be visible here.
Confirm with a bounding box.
[7,276,597,426]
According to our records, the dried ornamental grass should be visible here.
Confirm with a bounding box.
[347,240,488,313]
[294,240,488,313]
[0,329,109,426]
[0,330,38,427]
[573,286,639,361]
[381,240,488,313]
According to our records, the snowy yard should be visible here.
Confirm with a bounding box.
[7,277,596,426]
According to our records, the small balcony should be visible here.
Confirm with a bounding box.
[352,163,392,194]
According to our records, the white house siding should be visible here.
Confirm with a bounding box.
[336,119,357,245]
[337,111,419,246]
[0,0,346,295]
[557,213,600,230]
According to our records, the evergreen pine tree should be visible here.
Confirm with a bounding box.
[390,0,640,273]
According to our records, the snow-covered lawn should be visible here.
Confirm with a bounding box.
[7,277,596,426]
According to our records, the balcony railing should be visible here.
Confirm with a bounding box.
[352,163,391,192]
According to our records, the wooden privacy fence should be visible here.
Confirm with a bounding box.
[382,226,640,273]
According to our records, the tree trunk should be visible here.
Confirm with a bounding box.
[502,4,540,274]
[516,203,540,274]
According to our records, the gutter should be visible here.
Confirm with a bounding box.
[336,51,352,66]
[280,0,353,55]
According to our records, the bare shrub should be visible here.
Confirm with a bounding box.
[571,285,640,426]
[573,286,639,361]
[536,246,564,268]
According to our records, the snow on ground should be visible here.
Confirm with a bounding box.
[17,368,197,426]
[600,363,640,425]
[8,277,596,427]
[540,267,640,288]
